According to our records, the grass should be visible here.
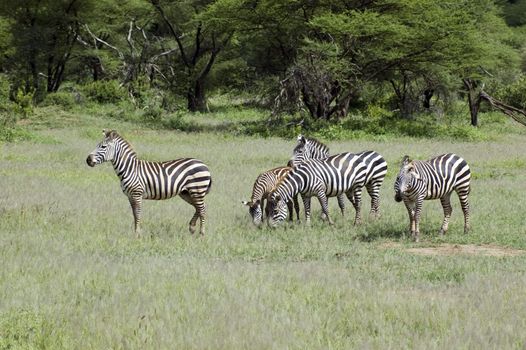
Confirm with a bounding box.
[1,104,526,349]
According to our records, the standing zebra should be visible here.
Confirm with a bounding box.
[291,135,347,215]
[242,166,300,226]
[394,154,471,242]
[86,130,212,236]
[268,151,387,227]
[291,134,387,218]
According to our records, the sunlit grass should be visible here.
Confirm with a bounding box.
[1,108,526,348]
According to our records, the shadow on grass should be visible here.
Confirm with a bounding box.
[355,225,407,242]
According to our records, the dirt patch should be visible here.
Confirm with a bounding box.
[379,242,526,257]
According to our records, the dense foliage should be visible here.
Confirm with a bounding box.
[0,0,525,131]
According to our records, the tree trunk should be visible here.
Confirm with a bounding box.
[463,78,481,127]
[187,79,207,112]
[423,89,434,109]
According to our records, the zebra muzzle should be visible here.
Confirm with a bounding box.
[86,155,96,167]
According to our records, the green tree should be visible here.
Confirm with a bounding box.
[149,0,236,112]
[272,0,519,121]
[0,0,95,96]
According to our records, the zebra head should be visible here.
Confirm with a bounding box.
[242,200,263,226]
[289,134,329,166]
[394,155,420,202]
[86,130,118,167]
[267,191,288,228]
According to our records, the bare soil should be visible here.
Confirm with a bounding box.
[379,242,526,257]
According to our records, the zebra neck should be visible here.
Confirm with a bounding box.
[111,150,138,181]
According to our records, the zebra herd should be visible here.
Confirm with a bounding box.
[87,131,471,242]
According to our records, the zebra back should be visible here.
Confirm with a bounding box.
[250,166,292,203]
[395,153,470,201]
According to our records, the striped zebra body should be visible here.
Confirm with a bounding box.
[291,135,346,216]
[291,135,387,218]
[86,130,212,236]
[394,154,471,242]
[242,166,300,226]
[268,151,387,227]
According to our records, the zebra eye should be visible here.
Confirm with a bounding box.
[101,144,107,149]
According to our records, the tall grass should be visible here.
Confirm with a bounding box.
[1,108,526,348]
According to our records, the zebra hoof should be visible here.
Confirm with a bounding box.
[189,225,196,234]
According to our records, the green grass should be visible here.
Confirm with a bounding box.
[1,105,526,349]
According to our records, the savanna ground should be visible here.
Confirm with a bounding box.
[2,101,526,349]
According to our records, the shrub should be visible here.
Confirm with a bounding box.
[83,80,126,103]
[41,92,76,109]
[12,88,34,117]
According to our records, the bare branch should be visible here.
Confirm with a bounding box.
[84,24,124,60]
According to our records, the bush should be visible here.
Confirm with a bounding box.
[83,80,126,103]
[41,92,76,109]
[12,88,34,117]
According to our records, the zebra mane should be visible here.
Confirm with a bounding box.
[293,135,329,154]
[105,130,137,156]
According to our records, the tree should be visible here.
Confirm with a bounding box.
[149,0,234,112]
[0,0,95,95]
[281,0,520,120]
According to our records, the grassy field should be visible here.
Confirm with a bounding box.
[2,106,526,349]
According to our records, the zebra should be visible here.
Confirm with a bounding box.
[267,151,387,227]
[291,134,386,218]
[290,134,330,166]
[290,134,347,216]
[242,166,300,226]
[394,154,471,242]
[86,130,212,237]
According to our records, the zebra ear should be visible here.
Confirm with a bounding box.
[402,155,411,166]
[241,200,250,206]
[297,134,305,144]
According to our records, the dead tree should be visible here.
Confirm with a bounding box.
[463,78,483,126]
[479,91,526,127]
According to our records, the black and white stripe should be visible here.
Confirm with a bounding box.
[394,154,471,242]
[290,134,330,166]
[242,166,300,226]
[86,130,212,236]
[268,151,387,227]
[291,134,387,218]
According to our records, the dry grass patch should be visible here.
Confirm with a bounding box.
[380,242,526,257]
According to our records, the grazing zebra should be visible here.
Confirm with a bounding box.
[268,151,387,227]
[291,134,387,218]
[394,154,471,242]
[242,166,300,226]
[86,130,212,237]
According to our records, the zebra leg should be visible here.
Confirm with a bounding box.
[262,198,268,219]
[128,195,143,238]
[457,189,470,234]
[337,194,346,216]
[302,195,312,225]
[439,193,452,236]
[317,191,333,225]
[347,188,363,225]
[404,200,416,240]
[413,199,424,242]
[286,200,294,221]
[366,182,380,219]
[292,194,301,221]
[180,192,206,235]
